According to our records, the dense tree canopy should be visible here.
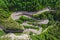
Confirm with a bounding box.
[0,0,60,11]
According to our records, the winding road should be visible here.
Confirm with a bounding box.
[11,8,54,35]
[11,8,52,20]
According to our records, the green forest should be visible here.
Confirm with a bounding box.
[0,0,60,40]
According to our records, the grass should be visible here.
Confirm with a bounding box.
[0,30,6,37]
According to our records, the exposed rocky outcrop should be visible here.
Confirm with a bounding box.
[1,33,31,40]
